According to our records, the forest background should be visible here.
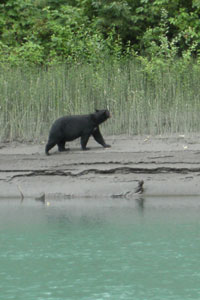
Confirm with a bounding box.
[1,0,200,141]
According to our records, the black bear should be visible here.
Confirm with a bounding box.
[45,109,111,155]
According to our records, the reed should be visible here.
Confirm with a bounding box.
[1,59,200,142]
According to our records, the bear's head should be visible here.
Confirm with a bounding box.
[92,109,111,125]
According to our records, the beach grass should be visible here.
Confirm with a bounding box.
[1,59,200,142]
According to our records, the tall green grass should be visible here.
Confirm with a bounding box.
[1,59,200,142]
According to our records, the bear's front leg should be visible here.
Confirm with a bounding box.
[92,127,111,148]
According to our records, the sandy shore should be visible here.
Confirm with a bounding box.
[1,134,200,201]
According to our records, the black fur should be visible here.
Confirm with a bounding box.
[45,109,111,155]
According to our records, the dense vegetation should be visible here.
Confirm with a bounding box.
[1,0,200,65]
[1,1,200,141]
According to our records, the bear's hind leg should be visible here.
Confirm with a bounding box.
[57,141,69,152]
[45,142,56,155]
[81,134,90,150]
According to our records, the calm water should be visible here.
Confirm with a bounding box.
[0,197,200,300]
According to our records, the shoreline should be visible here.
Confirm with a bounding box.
[1,134,200,200]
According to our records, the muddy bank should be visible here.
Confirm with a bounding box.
[1,134,200,200]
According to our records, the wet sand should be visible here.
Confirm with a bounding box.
[1,134,200,200]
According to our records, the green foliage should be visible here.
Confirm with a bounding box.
[1,0,200,65]
[0,1,128,65]
[1,1,200,142]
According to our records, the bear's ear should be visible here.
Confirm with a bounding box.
[95,109,100,113]
[104,109,111,118]
[91,113,97,122]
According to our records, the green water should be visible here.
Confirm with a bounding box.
[0,198,200,300]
